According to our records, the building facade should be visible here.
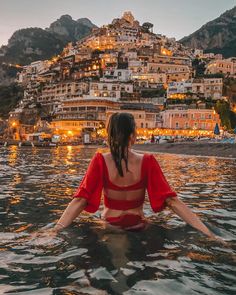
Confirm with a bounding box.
[160,109,220,131]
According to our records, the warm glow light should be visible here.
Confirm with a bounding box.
[161,48,172,56]
[135,128,214,138]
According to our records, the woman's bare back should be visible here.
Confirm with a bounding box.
[102,150,144,187]
[101,151,146,220]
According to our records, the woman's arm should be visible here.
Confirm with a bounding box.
[54,198,87,232]
[166,197,215,238]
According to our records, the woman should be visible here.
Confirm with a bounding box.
[53,112,216,238]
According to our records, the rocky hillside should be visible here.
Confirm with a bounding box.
[47,15,96,42]
[180,6,236,58]
[1,28,66,66]
[0,15,97,66]
[0,84,23,118]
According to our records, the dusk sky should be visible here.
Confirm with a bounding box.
[0,0,235,46]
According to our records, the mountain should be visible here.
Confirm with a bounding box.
[46,15,96,43]
[1,28,66,66]
[180,6,236,58]
[0,15,97,66]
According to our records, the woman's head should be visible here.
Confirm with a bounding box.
[107,112,136,176]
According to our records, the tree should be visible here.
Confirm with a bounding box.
[192,58,206,77]
[215,100,236,130]
[0,83,23,118]
[142,22,154,33]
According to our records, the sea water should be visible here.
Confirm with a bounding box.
[0,146,235,295]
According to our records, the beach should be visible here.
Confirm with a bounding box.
[133,142,236,159]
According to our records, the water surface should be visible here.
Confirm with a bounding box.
[0,146,235,295]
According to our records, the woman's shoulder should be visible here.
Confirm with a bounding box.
[97,152,111,159]
[141,153,158,168]
[95,152,112,164]
[94,151,108,156]
[135,152,155,161]
[95,151,155,162]
[90,152,107,163]
[129,152,155,167]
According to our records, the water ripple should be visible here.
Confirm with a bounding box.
[0,146,235,295]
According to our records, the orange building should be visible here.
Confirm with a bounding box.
[50,98,120,135]
[160,109,220,131]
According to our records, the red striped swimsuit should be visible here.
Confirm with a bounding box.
[73,153,177,230]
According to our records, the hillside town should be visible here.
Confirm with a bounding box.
[3,12,236,144]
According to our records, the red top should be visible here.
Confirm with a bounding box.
[73,152,177,213]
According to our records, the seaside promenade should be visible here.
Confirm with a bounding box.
[133,142,236,159]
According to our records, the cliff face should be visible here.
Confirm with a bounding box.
[46,15,96,42]
[3,28,65,65]
[180,6,236,58]
[0,15,97,66]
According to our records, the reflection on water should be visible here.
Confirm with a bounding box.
[0,146,235,295]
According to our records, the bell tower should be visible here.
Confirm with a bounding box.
[122,11,135,25]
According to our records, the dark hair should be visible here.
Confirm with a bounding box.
[107,112,136,177]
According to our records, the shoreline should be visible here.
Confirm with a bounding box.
[133,142,236,159]
[1,140,236,159]
[0,140,101,148]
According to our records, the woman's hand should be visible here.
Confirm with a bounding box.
[166,197,217,239]
[31,228,57,239]
[166,197,229,246]
[28,227,60,246]
[208,234,228,246]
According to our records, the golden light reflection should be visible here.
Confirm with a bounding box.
[15,224,32,233]
[65,145,73,165]
[12,174,22,186]
[52,145,60,159]
[8,145,18,166]
[30,145,37,156]
[65,187,74,196]
[10,196,21,205]
[187,252,213,262]
[67,145,72,153]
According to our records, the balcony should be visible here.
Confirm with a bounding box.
[55,111,101,121]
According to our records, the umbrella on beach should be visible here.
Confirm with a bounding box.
[214,123,220,135]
